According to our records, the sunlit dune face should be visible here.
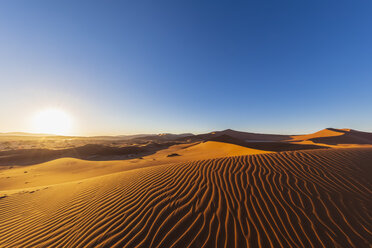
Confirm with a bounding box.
[31,108,72,135]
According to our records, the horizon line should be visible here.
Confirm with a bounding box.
[0,127,366,138]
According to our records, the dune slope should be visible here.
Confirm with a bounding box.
[290,128,372,146]
[0,148,371,247]
[0,141,268,191]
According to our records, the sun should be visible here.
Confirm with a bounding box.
[31,108,73,135]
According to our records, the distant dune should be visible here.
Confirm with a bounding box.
[178,129,290,142]
[0,143,176,166]
[208,134,326,152]
[289,128,346,141]
[2,128,371,167]
[1,147,371,247]
[309,129,372,145]
[290,128,372,144]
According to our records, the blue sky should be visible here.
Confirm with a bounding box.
[0,0,371,135]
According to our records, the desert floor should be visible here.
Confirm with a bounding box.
[0,139,371,247]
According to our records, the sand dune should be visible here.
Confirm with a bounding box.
[290,128,345,141]
[208,134,326,152]
[156,141,270,161]
[0,143,167,166]
[290,128,372,146]
[178,129,290,142]
[1,147,371,247]
[2,128,371,167]
[0,141,267,191]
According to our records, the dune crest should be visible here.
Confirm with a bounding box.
[290,128,372,146]
[290,128,345,141]
[0,141,267,191]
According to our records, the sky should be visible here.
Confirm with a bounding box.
[0,0,371,135]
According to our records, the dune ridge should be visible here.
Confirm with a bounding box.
[290,128,372,146]
[0,148,371,247]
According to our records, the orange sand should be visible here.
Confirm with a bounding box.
[0,145,371,247]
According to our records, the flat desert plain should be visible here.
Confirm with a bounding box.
[0,129,371,247]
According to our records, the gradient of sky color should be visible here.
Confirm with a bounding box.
[1,0,371,135]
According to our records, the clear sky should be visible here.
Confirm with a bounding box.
[1,0,371,135]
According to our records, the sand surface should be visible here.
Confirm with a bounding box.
[289,128,372,148]
[0,141,267,192]
[290,128,345,141]
[0,144,371,247]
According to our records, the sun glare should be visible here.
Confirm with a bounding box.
[31,108,73,135]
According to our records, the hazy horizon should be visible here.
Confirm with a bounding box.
[0,126,369,138]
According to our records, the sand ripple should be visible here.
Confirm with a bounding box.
[0,148,371,247]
